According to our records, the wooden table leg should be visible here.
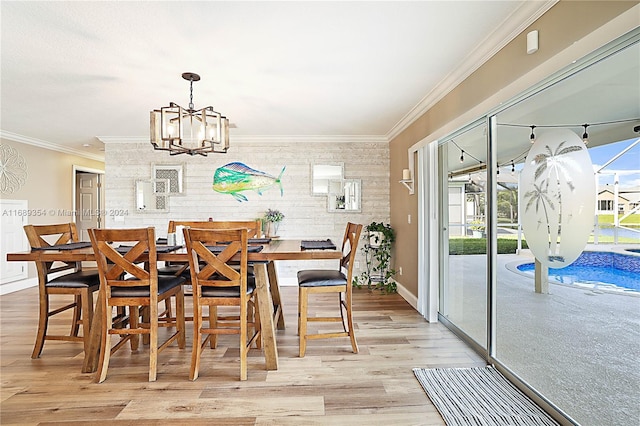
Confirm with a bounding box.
[267,261,285,330]
[82,291,102,373]
[254,262,278,370]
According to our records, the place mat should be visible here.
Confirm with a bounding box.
[301,239,336,250]
[115,244,183,254]
[32,242,93,251]
[413,367,559,426]
[249,238,271,244]
[205,245,263,254]
[220,238,272,245]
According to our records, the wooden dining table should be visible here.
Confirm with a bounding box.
[7,238,342,377]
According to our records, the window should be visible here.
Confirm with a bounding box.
[598,200,613,211]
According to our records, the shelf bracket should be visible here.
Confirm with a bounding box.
[399,179,414,194]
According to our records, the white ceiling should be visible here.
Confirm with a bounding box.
[0,1,554,160]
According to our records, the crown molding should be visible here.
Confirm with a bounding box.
[98,135,389,144]
[0,130,105,162]
[232,135,388,144]
[386,0,558,141]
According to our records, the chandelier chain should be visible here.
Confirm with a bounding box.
[189,78,194,110]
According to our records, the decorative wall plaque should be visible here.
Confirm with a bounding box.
[0,144,28,194]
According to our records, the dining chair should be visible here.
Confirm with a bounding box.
[178,220,263,346]
[159,219,263,321]
[183,227,261,381]
[297,222,363,357]
[23,223,100,359]
[88,227,186,382]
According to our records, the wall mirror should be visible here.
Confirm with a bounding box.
[327,179,361,212]
[311,163,344,196]
[153,163,184,195]
[135,179,169,212]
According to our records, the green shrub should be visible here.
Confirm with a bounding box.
[448,238,529,255]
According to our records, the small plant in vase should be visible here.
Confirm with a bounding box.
[263,208,284,237]
[469,219,485,238]
[352,222,397,293]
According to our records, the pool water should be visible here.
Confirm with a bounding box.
[517,251,640,293]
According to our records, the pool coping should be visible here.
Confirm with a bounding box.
[505,245,640,297]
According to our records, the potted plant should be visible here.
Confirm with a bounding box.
[469,219,485,238]
[263,208,284,237]
[353,222,397,293]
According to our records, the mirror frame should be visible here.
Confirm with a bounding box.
[327,178,361,213]
[311,163,344,196]
[152,163,184,195]
[135,179,170,212]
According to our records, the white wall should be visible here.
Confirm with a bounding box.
[103,138,390,284]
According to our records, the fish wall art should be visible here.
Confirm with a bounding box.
[212,162,286,202]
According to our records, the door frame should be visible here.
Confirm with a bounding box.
[72,165,105,228]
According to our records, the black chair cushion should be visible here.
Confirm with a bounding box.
[201,275,256,298]
[110,275,186,298]
[47,270,100,288]
[297,269,347,287]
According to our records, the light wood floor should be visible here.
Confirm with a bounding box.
[0,285,486,425]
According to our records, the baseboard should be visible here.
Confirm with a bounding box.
[0,277,37,296]
[395,280,419,311]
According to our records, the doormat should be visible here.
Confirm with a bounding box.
[413,366,559,426]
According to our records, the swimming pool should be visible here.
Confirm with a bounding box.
[517,251,640,293]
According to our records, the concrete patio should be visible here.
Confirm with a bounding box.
[446,248,640,426]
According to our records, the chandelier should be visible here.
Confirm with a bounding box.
[150,72,229,156]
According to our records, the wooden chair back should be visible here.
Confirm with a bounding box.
[184,227,249,296]
[24,222,83,276]
[90,227,157,299]
[340,222,363,289]
[169,220,263,238]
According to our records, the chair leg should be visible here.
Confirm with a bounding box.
[297,287,302,336]
[163,298,173,320]
[148,302,158,382]
[298,287,308,357]
[80,289,93,355]
[70,294,82,337]
[253,295,262,349]
[96,301,112,383]
[130,306,140,351]
[345,294,358,354]
[189,302,203,381]
[240,298,248,381]
[31,292,49,359]
[209,306,218,349]
[176,291,186,349]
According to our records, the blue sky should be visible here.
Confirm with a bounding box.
[589,138,640,188]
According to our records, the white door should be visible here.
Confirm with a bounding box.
[0,199,29,285]
[75,172,101,241]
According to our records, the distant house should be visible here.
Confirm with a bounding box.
[597,185,640,216]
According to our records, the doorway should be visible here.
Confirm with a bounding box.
[73,166,104,241]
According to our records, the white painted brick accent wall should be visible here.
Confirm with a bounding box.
[104,139,390,284]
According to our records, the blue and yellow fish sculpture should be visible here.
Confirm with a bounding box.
[212,162,286,202]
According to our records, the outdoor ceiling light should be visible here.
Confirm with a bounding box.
[582,124,589,144]
[150,72,229,156]
[529,125,536,143]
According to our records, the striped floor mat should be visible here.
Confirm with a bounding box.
[413,367,559,426]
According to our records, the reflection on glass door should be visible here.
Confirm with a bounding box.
[439,122,487,347]
[492,40,640,426]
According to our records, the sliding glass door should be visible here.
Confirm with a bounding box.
[439,121,487,348]
[435,31,640,425]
